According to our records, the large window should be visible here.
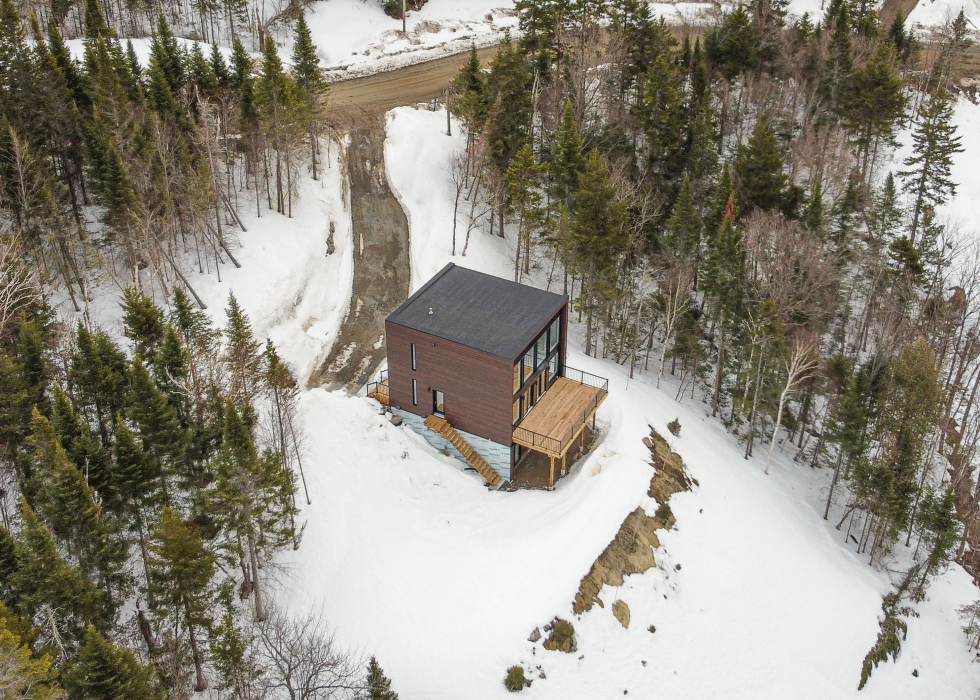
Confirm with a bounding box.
[548,316,560,354]
[513,314,563,396]
[535,333,548,369]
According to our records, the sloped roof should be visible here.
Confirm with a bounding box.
[386,264,567,360]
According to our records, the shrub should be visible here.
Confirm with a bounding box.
[543,619,576,653]
[667,418,681,438]
[655,502,673,523]
[505,666,527,692]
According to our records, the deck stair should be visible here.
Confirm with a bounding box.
[424,415,506,489]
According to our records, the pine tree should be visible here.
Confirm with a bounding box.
[209,400,297,622]
[451,44,487,130]
[705,159,735,239]
[549,100,585,207]
[505,143,549,281]
[664,174,701,265]
[223,293,262,403]
[823,0,853,114]
[734,114,787,213]
[291,9,329,180]
[686,91,719,208]
[483,37,533,175]
[803,178,825,239]
[25,410,127,612]
[122,287,165,359]
[636,55,687,183]
[898,88,963,243]
[65,625,164,699]
[210,42,230,87]
[0,604,62,699]
[366,656,399,700]
[188,41,217,94]
[572,149,628,354]
[127,355,184,494]
[843,43,906,175]
[148,507,215,692]
[50,385,110,500]
[867,173,902,242]
[13,501,103,647]
[704,5,760,80]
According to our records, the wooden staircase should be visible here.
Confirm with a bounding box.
[424,415,506,489]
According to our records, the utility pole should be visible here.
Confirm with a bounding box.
[402,0,406,33]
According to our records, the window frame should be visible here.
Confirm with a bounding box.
[411,343,417,371]
[412,378,418,406]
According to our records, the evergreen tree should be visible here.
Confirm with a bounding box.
[505,143,549,280]
[823,0,853,114]
[127,355,184,494]
[868,173,902,242]
[122,287,166,359]
[705,5,761,80]
[13,502,103,646]
[705,159,735,239]
[664,174,701,265]
[291,10,329,179]
[898,88,963,243]
[25,410,127,612]
[148,507,215,692]
[223,293,262,403]
[366,656,399,700]
[549,100,585,207]
[209,400,297,622]
[482,37,533,175]
[843,43,906,175]
[803,178,825,239]
[686,91,719,208]
[0,603,62,699]
[65,625,164,699]
[734,114,787,213]
[636,55,687,183]
[210,42,230,87]
[451,44,487,130]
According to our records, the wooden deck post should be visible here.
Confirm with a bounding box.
[549,455,555,488]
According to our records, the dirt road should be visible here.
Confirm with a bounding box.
[311,48,495,392]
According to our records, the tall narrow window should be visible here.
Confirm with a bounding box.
[523,348,534,382]
[412,379,418,406]
[548,316,561,353]
[535,332,547,368]
[411,343,417,370]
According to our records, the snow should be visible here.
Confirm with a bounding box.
[785,0,827,20]
[271,107,980,699]
[52,138,353,385]
[908,0,980,30]
[300,0,519,78]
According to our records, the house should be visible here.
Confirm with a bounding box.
[370,263,607,488]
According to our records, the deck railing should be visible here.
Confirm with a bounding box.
[365,369,389,404]
[512,366,608,456]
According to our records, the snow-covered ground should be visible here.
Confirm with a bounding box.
[301,0,518,78]
[266,107,980,699]
[53,138,353,384]
[909,0,980,30]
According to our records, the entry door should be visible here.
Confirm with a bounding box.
[433,389,445,416]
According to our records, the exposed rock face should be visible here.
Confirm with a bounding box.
[527,627,541,643]
[572,508,660,615]
[571,427,694,616]
[612,600,630,628]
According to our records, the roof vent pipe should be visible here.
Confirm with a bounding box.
[428,307,433,315]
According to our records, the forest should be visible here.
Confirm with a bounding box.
[447,0,979,684]
[0,0,978,695]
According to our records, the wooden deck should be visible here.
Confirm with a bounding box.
[512,376,607,487]
[518,378,602,446]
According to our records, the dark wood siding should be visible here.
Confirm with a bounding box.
[385,321,514,445]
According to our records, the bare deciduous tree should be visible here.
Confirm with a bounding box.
[0,233,41,339]
[257,603,363,700]
[765,335,820,475]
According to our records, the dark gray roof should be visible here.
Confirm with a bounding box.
[387,264,567,360]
